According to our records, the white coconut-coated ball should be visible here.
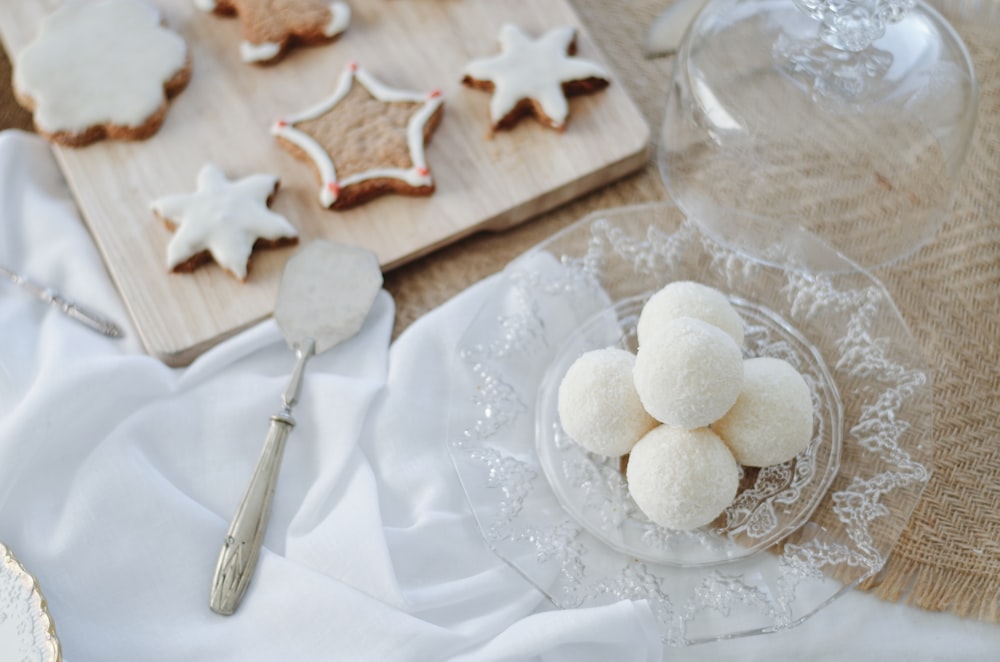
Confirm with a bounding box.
[637,281,744,348]
[626,425,740,530]
[557,347,658,457]
[633,317,744,429]
[713,357,814,467]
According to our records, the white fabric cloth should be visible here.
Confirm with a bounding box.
[1,130,999,661]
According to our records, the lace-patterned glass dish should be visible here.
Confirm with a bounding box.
[535,293,842,567]
[447,202,933,646]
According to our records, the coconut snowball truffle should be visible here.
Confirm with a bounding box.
[633,316,743,429]
[626,426,740,530]
[557,348,658,457]
[637,281,744,347]
[713,357,814,467]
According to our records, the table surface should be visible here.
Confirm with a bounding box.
[3,0,1000,638]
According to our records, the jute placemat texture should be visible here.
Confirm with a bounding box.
[2,0,997,624]
[862,3,1000,620]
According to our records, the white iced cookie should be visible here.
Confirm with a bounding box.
[633,316,744,429]
[626,426,740,530]
[13,0,190,147]
[195,0,350,64]
[461,24,610,132]
[637,281,744,347]
[557,348,658,457]
[150,164,299,282]
[713,357,814,467]
[272,61,444,209]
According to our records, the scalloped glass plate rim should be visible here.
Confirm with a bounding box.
[446,200,933,646]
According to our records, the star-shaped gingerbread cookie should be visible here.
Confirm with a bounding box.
[462,24,610,132]
[272,61,444,210]
[195,0,350,64]
[151,164,299,281]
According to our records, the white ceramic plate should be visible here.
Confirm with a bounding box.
[1,542,61,662]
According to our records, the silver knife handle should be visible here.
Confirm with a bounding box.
[210,411,295,616]
[1,266,124,338]
[49,293,125,338]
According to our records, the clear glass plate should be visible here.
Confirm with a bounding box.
[446,202,933,646]
[535,293,842,567]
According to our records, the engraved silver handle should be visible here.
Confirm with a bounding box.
[209,413,293,615]
[209,338,315,615]
[0,264,124,338]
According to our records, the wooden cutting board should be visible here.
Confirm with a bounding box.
[0,0,649,366]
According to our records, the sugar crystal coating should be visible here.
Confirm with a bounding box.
[637,280,744,347]
[557,347,658,457]
[633,316,743,429]
[713,357,814,467]
[626,425,740,530]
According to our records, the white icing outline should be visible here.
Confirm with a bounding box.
[240,40,281,62]
[271,62,444,208]
[323,2,351,37]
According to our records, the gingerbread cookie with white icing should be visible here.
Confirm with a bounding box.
[272,61,444,210]
[13,0,190,147]
[151,164,299,282]
[461,24,610,133]
[195,0,350,64]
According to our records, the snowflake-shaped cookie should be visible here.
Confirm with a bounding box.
[272,61,444,209]
[13,0,190,147]
[461,24,610,132]
[151,164,299,281]
[196,0,350,64]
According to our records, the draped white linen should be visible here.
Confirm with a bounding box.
[1,130,998,661]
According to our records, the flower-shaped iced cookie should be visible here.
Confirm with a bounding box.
[195,0,351,64]
[14,0,190,147]
[461,24,610,132]
[151,164,299,282]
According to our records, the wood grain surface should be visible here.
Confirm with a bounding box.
[0,0,649,365]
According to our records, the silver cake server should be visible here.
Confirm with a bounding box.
[209,240,383,616]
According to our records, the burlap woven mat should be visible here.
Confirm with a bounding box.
[2,0,998,624]
[861,4,1000,620]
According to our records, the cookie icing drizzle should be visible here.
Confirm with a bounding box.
[271,61,443,208]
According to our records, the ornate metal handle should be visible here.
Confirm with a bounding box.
[209,412,294,615]
[209,339,315,615]
[0,264,124,338]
